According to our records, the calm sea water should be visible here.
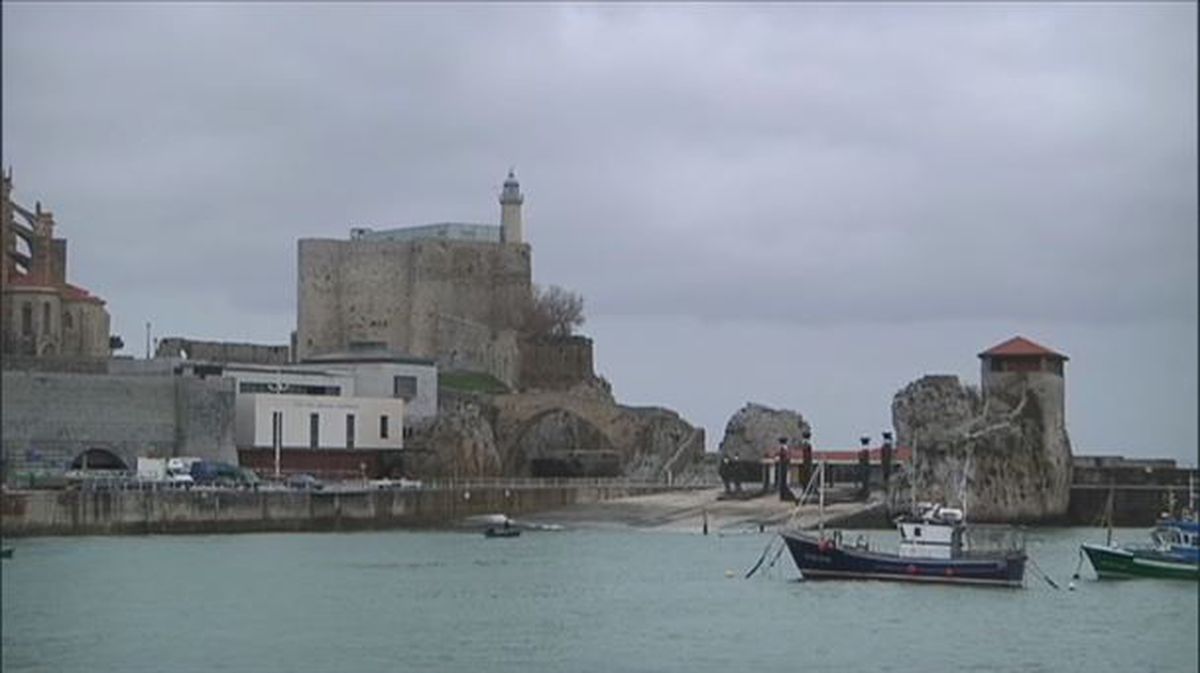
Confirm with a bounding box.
[2,527,1196,673]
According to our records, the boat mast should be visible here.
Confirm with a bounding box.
[910,437,918,514]
[1104,482,1115,547]
[818,459,825,538]
[959,452,972,521]
[1189,471,1196,514]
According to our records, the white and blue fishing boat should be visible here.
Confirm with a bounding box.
[780,458,1027,587]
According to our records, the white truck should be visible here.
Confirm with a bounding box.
[136,456,197,488]
[137,457,167,481]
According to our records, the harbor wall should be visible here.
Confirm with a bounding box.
[0,483,676,537]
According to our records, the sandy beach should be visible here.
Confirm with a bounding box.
[525,487,884,534]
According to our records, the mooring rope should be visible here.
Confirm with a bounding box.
[1027,556,1060,590]
[745,537,778,579]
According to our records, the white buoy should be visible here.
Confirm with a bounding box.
[1068,580,1076,591]
[725,569,734,578]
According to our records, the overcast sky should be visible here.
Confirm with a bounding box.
[3,3,1196,464]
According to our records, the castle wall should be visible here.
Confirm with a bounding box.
[297,237,531,386]
[519,335,595,391]
[155,337,290,365]
[982,369,1066,424]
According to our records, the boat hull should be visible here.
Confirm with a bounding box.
[1081,543,1199,581]
[782,531,1025,587]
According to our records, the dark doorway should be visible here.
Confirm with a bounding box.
[70,448,129,471]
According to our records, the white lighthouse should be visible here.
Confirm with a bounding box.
[499,169,524,244]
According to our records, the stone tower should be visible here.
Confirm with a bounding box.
[978,335,1068,423]
[499,169,524,244]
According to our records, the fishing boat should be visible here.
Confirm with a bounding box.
[779,457,1027,587]
[1080,477,1200,581]
[483,525,521,538]
[1084,523,1200,580]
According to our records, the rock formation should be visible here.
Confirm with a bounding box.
[413,380,704,480]
[408,396,503,478]
[718,402,811,460]
[890,373,1072,523]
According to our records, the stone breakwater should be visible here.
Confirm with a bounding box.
[0,483,682,538]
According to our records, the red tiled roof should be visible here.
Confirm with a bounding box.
[3,273,105,304]
[978,336,1067,360]
[63,283,105,305]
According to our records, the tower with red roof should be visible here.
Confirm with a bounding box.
[978,335,1068,421]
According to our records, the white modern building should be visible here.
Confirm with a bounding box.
[236,392,403,451]
[165,353,437,453]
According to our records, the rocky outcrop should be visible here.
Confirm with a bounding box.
[415,380,704,480]
[891,374,1072,523]
[408,396,502,478]
[718,403,811,460]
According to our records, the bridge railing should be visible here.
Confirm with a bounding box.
[415,477,703,491]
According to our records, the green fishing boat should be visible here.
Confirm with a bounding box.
[1079,476,1199,581]
[1081,542,1199,580]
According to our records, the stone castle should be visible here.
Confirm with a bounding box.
[1,170,111,360]
[296,170,593,391]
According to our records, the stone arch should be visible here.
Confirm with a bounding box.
[509,407,620,477]
[70,448,129,471]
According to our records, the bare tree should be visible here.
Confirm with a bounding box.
[523,284,585,337]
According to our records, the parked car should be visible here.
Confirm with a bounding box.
[190,460,252,488]
[286,473,324,491]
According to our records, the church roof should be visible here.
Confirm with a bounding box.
[978,336,1067,360]
[62,283,106,305]
[3,273,105,304]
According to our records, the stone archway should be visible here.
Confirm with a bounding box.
[70,448,129,471]
[509,408,620,477]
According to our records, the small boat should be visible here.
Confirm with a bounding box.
[484,526,521,538]
[780,457,1026,587]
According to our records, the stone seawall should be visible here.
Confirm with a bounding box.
[1067,484,1195,527]
[2,369,237,482]
[0,484,675,537]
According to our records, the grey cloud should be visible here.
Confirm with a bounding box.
[2,3,1194,459]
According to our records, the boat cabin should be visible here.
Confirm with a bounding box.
[1153,518,1199,550]
[896,504,965,560]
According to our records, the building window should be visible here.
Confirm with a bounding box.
[238,381,340,396]
[380,415,389,439]
[21,302,32,336]
[42,302,51,334]
[309,413,319,449]
[346,414,355,450]
[63,311,73,330]
[272,411,282,449]
[393,375,417,400]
